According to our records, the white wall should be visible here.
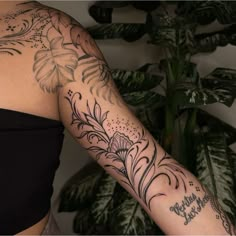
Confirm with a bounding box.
[39,1,236,234]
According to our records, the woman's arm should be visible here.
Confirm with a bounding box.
[41,9,235,235]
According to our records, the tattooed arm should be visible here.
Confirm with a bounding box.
[34,7,235,235]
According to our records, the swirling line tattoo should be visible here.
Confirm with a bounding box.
[65,91,187,210]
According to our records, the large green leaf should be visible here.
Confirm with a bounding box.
[111,69,163,94]
[73,172,117,235]
[122,91,165,107]
[87,23,146,42]
[90,173,117,225]
[135,106,164,142]
[176,1,236,25]
[197,110,236,146]
[89,1,130,24]
[195,129,236,222]
[194,24,236,53]
[109,186,163,235]
[58,162,103,212]
[174,85,234,107]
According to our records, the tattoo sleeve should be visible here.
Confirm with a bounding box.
[61,90,236,235]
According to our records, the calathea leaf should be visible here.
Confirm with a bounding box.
[173,81,234,107]
[122,91,165,107]
[111,69,163,94]
[176,1,236,25]
[109,186,156,235]
[197,110,236,146]
[58,162,104,212]
[90,172,117,225]
[88,1,130,24]
[195,129,236,222]
[73,209,93,235]
[194,24,236,53]
[87,23,146,42]
[33,37,78,93]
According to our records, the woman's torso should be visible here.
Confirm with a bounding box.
[0,1,63,234]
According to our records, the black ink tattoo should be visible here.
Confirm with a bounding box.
[0,3,118,104]
[65,91,187,210]
[170,182,236,235]
[170,191,209,225]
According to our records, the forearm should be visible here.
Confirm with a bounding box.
[59,83,235,235]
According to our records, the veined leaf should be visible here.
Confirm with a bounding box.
[33,37,78,93]
[91,173,117,225]
[110,188,159,235]
[176,1,236,25]
[174,83,235,107]
[87,23,146,42]
[196,130,236,222]
[89,1,130,24]
[111,69,163,94]
[194,24,236,53]
[206,67,236,82]
[197,110,236,146]
[122,91,165,107]
[58,162,103,212]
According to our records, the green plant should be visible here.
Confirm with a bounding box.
[59,1,236,234]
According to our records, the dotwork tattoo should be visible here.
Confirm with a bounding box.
[0,2,117,103]
[65,91,188,209]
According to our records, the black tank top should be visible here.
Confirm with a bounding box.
[0,108,64,234]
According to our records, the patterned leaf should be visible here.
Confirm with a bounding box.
[122,91,165,107]
[195,130,236,222]
[111,69,163,94]
[87,23,146,42]
[176,1,236,25]
[58,162,103,212]
[89,1,129,24]
[194,24,236,53]
[109,188,158,235]
[197,110,236,146]
[90,173,117,225]
[33,37,78,92]
[177,86,234,107]
[73,209,93,235]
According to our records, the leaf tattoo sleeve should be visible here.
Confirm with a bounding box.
[0,3,117,104]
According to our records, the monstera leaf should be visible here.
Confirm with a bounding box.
[87,24,147,42]
[111,69,163,94]
[33,37,78,93]
[195,129,236,222]
[58,162,104,212]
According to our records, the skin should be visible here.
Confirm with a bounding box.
[0,1,235,235]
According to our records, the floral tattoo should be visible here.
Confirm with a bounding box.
[65,91,188,209]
